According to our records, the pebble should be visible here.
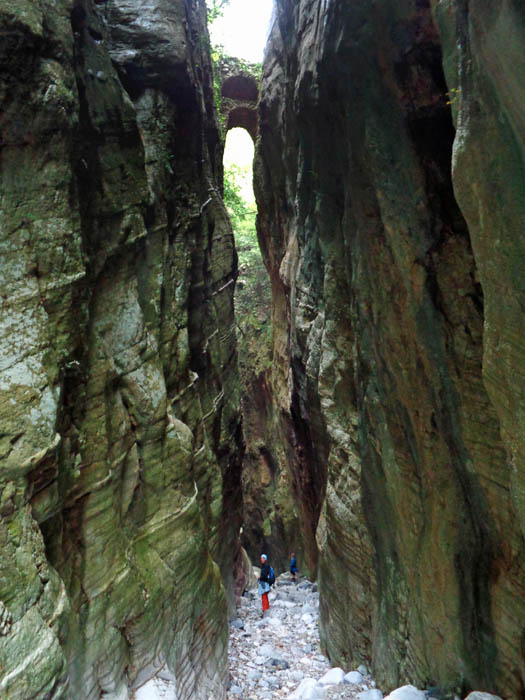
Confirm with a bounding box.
[384,687,425,700]
[344,672,363,685]
[357,692,383,700]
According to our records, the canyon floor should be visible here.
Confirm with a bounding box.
[227,573,381,700]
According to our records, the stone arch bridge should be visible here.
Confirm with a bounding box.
[217,57,260,141]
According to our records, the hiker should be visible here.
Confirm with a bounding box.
[258,553,272,613]
[290,551,298,582]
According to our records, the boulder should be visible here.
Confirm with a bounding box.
[385,686,426,700]
[318,667,345,685]
[289,678,322,699]
[358,691,384,700]
[345,671,364,684]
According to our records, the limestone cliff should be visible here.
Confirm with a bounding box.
[0,0,242,698]
[255,0,524,697]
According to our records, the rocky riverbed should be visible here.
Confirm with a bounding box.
[227,573,381,700]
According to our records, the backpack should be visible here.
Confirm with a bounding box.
[268,565,275,585]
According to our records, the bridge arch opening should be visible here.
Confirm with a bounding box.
[222,74,259,102]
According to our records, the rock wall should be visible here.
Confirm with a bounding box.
[0,0,242,698]
[233,189,304,575]
[240,368,308,575]
[255,0,524,697]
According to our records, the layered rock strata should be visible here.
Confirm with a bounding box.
[255,0,524,696]
[0,0,242,698]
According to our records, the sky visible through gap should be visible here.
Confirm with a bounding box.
[208,0,274,64]
[210,1,273,204]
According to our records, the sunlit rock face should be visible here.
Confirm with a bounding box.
[0,0,242,698]
[255,0,524,696]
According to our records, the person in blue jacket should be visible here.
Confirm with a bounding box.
[258,554,272,613]
[290,552,298,582]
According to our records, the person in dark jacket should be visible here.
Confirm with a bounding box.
[258,554,271,613]
[290,552,298,582]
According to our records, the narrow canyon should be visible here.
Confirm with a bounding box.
[0,1,523,699]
